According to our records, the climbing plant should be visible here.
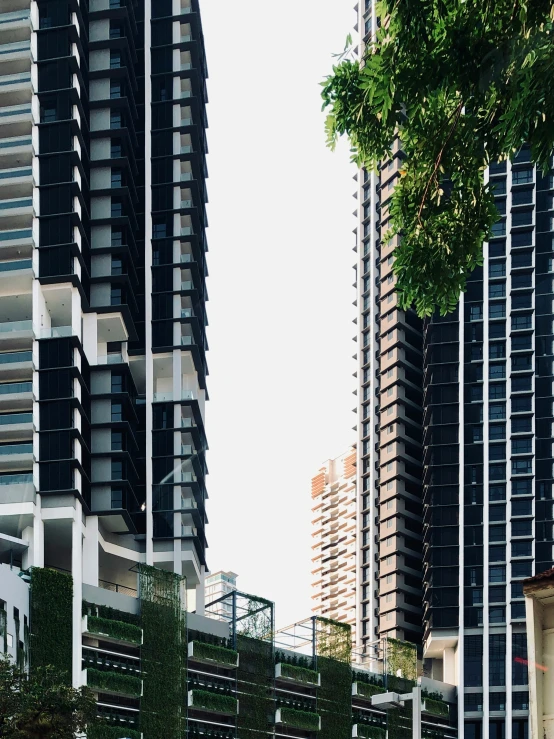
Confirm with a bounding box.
[139,565,187,739]
[314,619,352,739]
[30,568,73,680]
[314,617,352,663]
[236,634,274,739]
[386,638,417,681]
[0,609,7,654]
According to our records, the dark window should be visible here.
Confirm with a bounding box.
[489,383,506,399]
[489,363,506,379]
[110,110,123,129]
[489,283,506,298]
[512,169,533,184]
[512,294,532,309]
[111,459,124,480]
[512,519,532,537]
[464,635,483,687]
[489,403,506,420]
[110,50,121,69]
[512,499,532,515]
[489,444,505,461]
[111,431,123,451]
[489,484,506,501]
[112,257,123,275]
[110,286,123,305]
[110,22,123,39]
[489,262,506,278]
[489,634,506,686]
[512,334,532,351]
[489,525,506,542]
[490,343,506,359]
[489,424,506,440]
[512,459,532,475]
[111,199,123,218]
[489,303,506,319]
[490,241,506,257]
[512,314,532,330]
[111,402,123,422]
[512,438,532,455]
[111,140,122,158]
[490,322,506,339]
[111,488,123,508]
[111,169,123,188]
[489,566,506,583]
[111,374,123,393]
[512,355,532,371]
[511,540,532,557]
[512,396,532,413]
[512,210,533,227]
[111,228,124,246]
[110,81,122,99]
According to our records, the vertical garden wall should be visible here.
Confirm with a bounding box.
[236,635,274,739]
[315,617,352,739]
[385,638,418,739]
[30,567,73,679]
[139,565,187,739]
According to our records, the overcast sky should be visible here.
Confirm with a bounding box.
[201,0,356,629]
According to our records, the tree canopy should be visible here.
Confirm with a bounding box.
[322,0,554,316]
[0,658,99,739]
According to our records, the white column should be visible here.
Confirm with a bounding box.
[82,516,99,586]
[412,686,421,739]
[71,502,83,687]
[195,566,206,615]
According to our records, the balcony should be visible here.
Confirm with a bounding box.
[0,380,32,409]
[0,41,31,75]
[0,72,32,106]
[0,321,32,347]
[39,326,73,339]
[0,10,30,46]
[152,390,195,403]
[0,471,34,503]
[0,196,33,228]
[0,104,31,139]
[0,411,32,439]
[0,441,32,469]
[0,167,32,197]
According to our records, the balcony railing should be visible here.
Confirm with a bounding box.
[0,104,31,120]
[0,41,30,56]
[96,354,124,365]
[0,168,32,181]
[153,390,195,402]
[0,350,31,364]
[0,320,31,333]
[98,578,137,597]
[0,197,32,211]
[0,11,30,25]
[0,381,31,395]
[0,442,32,455]
[181,280,193,290]
[180,253,193,263]
[181,308,193,317]
[180,336,193,346]
[0,472,32,485]
[39,326,72,339]
[0,259,31,272]
[0,412,32,425]
[0,73,31,88]
[0,137,32,151]
[0,229,32,244]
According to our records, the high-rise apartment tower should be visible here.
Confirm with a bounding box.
[311,449,357,640]
[0,0,209,687]
[355,2,551,737]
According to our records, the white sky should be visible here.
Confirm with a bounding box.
[201,0,356,628]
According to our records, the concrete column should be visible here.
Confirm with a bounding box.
[82,516,99,586]
[195,565,205,616]
[412,686,421,739]
[71,502,83,688]
[442,647,456,685]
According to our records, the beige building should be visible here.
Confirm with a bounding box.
[311,449,357,642]
[524,567,554,739]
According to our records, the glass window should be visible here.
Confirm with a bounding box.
[111,374,123,393]
[110,50,121,68]
[490,506,506,522]
[111,430,123,451]
[512,396,532,413]
[489,525,506,542]
[489,566,506,583]
[489,444,505,461]
[512,438,532,455]
[111,169,122,188]
[489,424,505,440]
[489,303,506,319]
[489,403,506,420]
[489,464,506,481]
[111,402,123,422]
[512,459,532,475]
[111,459,123,479]
[489,282,506,298]
[489,261,506,277]
[512,334,533,351]
[490,322,506,339]
[512,168,533,184]
[512,376,532,392]
[511,355,532,371]
[489,364,506,379]
[489,484,506,501]
[489,343,506,359]
[512,293,532,309]
[111,199,123,218]
[489,383,506,399]
[511,540,532,557]
[489,634,507,686]
[111,488,123,508]
[489,545,506,562]
[110,110,123,129]
[512,498,532,515]
[512,561,532,578]
[512,519,532,537]
[110,81,122,99]
[512,314,532,330]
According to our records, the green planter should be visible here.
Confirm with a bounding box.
[353,725,386,739]
[188,689,238,715]
[83,615,143,646]
[275,662,320,686]
[275,707,321,731]
[352,681,386,700]
[188,640,239,667]
[423,698,449,718]
[85,668,143,697]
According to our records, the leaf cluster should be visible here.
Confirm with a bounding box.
[0,658,98,739]
[322,0,554,315]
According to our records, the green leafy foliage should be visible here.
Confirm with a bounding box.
[276,707,321,731]
[237,635,274,738]
[353,681,386,699]
[86,668,142,697]
[318,657,352,739]
[277,662,319,685]
[190,689,238,714]
[139,564,187,739]
[82,601,140,626]
[423,698,450,718]
[322,0,554,315]
[86,615,142,645]
[190,640,238,667]
[30,568,73,680]
[87,726,141,739]
[386,638,417,681]
[314,617,352,663]
[0,657,99,739]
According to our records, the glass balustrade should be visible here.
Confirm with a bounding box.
[0,320,32,332]
[0,442,32,455]
[0,381,31,394]
[0,412,32,425]
[0,259,32,272]
[0,350,32,364]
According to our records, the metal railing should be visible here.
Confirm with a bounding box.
[0,381,31,395]
[98,578,137,597]
[0,351,32,364]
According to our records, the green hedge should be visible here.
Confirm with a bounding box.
[237,635,274,738]
[355,726,386,739]
[190,689,238,714]
[354,681,386,699]
[277,707,320,731]
[30,568,73,680]
[424,698,449,718]
[278,662,319,685]
[191,640,238,667]
[83,601,140,626]
[87,615,142,645]
[87,668,142,697]
[318,656,352,739]
[87,726,141,739]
